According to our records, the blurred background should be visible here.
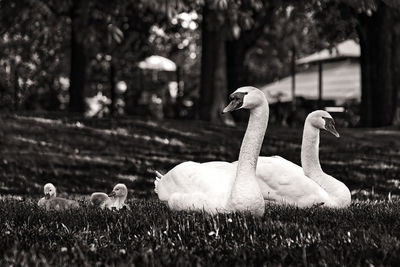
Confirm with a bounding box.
[1,0,400,200]
[1,0,399,128]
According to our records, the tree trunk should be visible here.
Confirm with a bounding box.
[199,5,217,121]
[211,32,229,122]
[392,9,400,125]
[68,0,88,113]
[225,40,249,122]
[199,5,230,122]
[358,2,400,127]
[226,40,247,94]
[109,60,116,115]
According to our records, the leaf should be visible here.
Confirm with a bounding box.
[232,24,241,39]
[109,24,124,44]
[61,222,70,234]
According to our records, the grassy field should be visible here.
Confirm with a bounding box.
[2,199,400,266]
[1,113,400,265]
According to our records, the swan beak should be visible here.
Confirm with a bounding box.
[222,99,243,113]
[222,92,247,113]
[108,191,116,197]
[324,118,340,138]
[45,193,51,199]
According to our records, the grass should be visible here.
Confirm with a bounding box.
[1,112,400,265]
[1,199,400,266]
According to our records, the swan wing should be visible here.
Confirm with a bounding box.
[156,161,235,204]
[201,161,233,170]
[240,156,331,207]
[256,156,303,184]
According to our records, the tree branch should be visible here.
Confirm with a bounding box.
[382,0,400,10]
[241,3,277,50]
[34,0,70,17]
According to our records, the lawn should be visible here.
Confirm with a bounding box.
[1,113,400,265]
[1,199,400,266]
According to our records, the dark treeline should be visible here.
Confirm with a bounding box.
[0,0,399,127]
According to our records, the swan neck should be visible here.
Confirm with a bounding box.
[301,122,323,176]
[228,98,268,215]
[301,121,350,206]
[236,104,269,179]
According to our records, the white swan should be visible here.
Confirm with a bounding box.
[154,86,267,216]
[251,110,351,207]
[90,183,130,210]
[38,183,79,210]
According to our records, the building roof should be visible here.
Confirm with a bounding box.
[296,40,360,65]
[261,59,360,104]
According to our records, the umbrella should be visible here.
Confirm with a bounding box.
[138,55,177,72]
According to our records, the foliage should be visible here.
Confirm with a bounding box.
[144,10,202,118]
[0,0,398,122]
[0,0,170,113]
[0,0,69,111]
[2,199,400,265]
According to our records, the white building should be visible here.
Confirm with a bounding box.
[261,40,361,106]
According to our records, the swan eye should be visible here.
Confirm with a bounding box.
[229,92,248,100]
[322,117,334,125]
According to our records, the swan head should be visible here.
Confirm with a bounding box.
[108,183,128,199]
[222,86,267,113]
[43,183,56,199]
[306,110,340,137]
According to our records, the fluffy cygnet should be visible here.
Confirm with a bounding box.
[90,183,129,210]
[38,183,79,211]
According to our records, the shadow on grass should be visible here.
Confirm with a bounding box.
[1,113,400,201]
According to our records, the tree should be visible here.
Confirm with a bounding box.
[68,0,90,113]
[0,0,167,115]
[225,1,277,97]
[199,2,228,121]
[198,0,275,122]
[89,1,160,116]
[198,0,324,122]
[1,0,90,113]
[357,1,400,126]
[313,0,400,127]
[0,0,69,111]
[63,0,177,115]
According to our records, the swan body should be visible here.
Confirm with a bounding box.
[156,108,351,209]
[90,183,129,210]
[253,156,333,207]
[38,183,79,211]
[249,110,351,207]
[155,86,267,216]
[156,161,236,213]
